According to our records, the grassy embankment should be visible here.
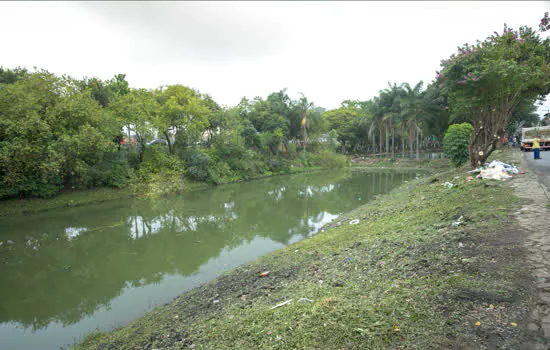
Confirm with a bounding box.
[76,149,534,349]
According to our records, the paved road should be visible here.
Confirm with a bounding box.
[520,148,550,192]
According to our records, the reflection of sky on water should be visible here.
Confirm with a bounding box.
[126,211,240,239]
[267,186,286,201]
[287,211,339,245]
[65,227,87,240]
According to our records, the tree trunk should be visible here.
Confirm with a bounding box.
[164,131,173,155]
[409,122,414,159]
[401,122,405,159]
[391,127,395,157]
[416,128,420,159]
[136,132,145,164]
[385,121,390,156]
[372,131,376,156]
[379,127,383,156]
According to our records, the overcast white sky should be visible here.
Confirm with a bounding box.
[1,1,550,115]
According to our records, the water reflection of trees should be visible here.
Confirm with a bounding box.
[0,170,419,331]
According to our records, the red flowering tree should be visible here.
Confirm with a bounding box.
[540,12,550,32]
[436,23,550,167]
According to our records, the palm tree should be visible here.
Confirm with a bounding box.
[368,97,385,155]
[401,81,425,158]
[379,82,405,156]
[297,93,314,152]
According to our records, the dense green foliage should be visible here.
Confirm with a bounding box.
[443,123,474,167]
[0,70,346,199]
[0,71,120,198]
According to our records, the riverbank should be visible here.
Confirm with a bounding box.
[0,166,330,216]
[76,149,542,349]
[0,154,441,217]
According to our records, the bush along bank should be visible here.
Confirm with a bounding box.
[76,153,536,350]
[0,149,349,216]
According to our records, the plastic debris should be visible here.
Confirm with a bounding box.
[475,160,520,181]
[298,298,313,303]
[487,160,520,174]
[349,219,360,225]
[259,271,270,277]
[467,168,483,174]
[443,182,454,189]
[270,299,293,310]
[452,216,464,227]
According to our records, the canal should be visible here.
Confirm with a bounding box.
[0,169,424,349]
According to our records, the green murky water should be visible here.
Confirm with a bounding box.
[0,169,422,350]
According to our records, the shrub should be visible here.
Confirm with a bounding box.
[305,140,322,153]
[266,157,290,173]
[85,152,130,188]
[209,160,236,184]
[129,170,185,198]
[182,148,214,182]
[326,130,341,153]
[443,123,473,167]
[1,178,63,199]
[286,142,297,158]
[138,147,185,175]
[130,148,186,197]
[309,150,348,168]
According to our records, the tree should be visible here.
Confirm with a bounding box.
[200,93,223,146]
[371,82,408,157]
[437,23,550,167]
[324,102,362,154]
[0,70,118,197]
[357,100,377,154]
[400,81,424,158]
[155,85,210,154]
[78,74,129,108]
[420,83,450,148]
[296,93,314,152]
[540,12,550,32]
[0,66,28,84]
[109,88,158,163]
[506,99,541,136]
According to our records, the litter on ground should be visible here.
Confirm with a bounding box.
[471,160,521,181]
[270,299,293,310]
